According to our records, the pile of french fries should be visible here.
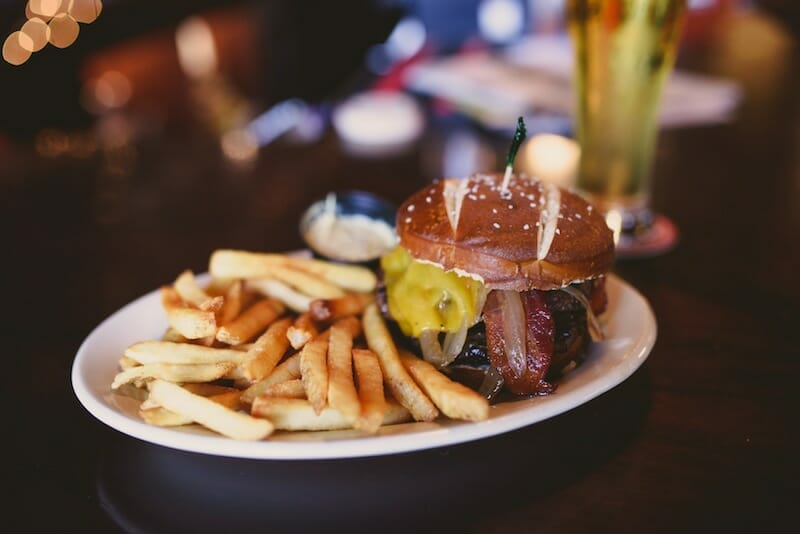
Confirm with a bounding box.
[112,250,489,441]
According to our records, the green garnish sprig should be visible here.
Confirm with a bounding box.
[500,116,527,195]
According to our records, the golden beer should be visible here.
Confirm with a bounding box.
[568,0,686,221]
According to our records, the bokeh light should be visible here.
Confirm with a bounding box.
[221,128,259,165]
[20,17,50,52]
[25,2,47,21]
[70,0,102,24]
[8,0,103,64]
[92,70,133,110]
[29,0,64,19]
[48,13,80,48]
[175,17,218,80]
[3,32,34,66]
[35,129,70,157]
[605,209,623,246]
[478,0,525,44]
[521,134,580,188]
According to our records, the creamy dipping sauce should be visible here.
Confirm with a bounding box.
[303,194,397,262]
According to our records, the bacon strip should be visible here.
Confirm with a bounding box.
[484,289,555,395]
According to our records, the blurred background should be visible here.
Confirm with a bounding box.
[1,0,797,152]
[1,0,798,311]
[0,0,796,166]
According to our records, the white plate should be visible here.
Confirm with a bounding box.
[72,274,655,460]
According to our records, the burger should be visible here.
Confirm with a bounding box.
[378,173,614,397]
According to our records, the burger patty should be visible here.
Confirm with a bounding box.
[448,309,589,375]
[545,277,607,314]
[376,276,601,384]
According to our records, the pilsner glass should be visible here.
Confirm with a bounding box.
[567,0,686,249]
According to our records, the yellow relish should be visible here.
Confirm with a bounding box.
[381,246,486,337]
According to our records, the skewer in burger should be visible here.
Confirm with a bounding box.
[378,122,614,397]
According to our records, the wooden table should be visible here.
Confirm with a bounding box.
[9,7,798,532]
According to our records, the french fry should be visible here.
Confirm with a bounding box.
[148,380,272,440]
[363,304,438,422]
[260,379,306,399]
[139,397,160,410]
[251,397,411,431]
[309,293,374,322]
[269,266,346,299]
[400,350,489,422]
[140,406,192,427]
[131,378,149,389]
[286,314,360,353]
[173,270,214,307]
[198,296,224,313]
[207,390,247,411]
[217,280,243,325]
[204,277,235,297]
[161,287,216,339]
[240,382,270,406]
[286,313,319,350]
[215,298,285,345]
[223,365,249,386]
[287,314,360,350]
[161,328,187,343]
[300,335,329,414]
[111,362,235,389]
[211,250,345,299]
[141,381,239,413]
[141,390,242,426]
[265,352,303,384]
[284,257,377,293]
[209,250,284,278]
[210,249,376,293]
[125,341,245,365]
[116,248,507,442]
[331,315,362,340]
[197,334,218,347]
[247,278,314,313]
[118,356,139,370]
[352,349,385,433]
[241,317,292,381]
[240,287,262,310]
[239,352,302,406]
[182,383,239,396]
[326,325,359,422]
[115,383,149,402]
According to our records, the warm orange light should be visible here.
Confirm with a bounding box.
[29,0,64,18]
[221,129,258,165]
[26,2,47,21]
[521,134,580,189]
[70,0,102,24]
[48,13,79,48]
[3,32,33,65]
[35,129,70,157]
[21,17,50,52]
[10,0,103,64]
[605,209,622,246]
[94,70,132,109]
[175,17,218,80]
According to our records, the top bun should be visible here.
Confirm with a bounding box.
[396,173,614,291]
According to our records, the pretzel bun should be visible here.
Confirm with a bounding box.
[396,173,614,291]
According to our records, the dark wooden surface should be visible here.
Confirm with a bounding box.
[7,7,799,532]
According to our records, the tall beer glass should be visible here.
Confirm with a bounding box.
[567,0,686,249]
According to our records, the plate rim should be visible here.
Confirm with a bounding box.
[72,274,656,460]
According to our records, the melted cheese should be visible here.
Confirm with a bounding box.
[381,247,486,337]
